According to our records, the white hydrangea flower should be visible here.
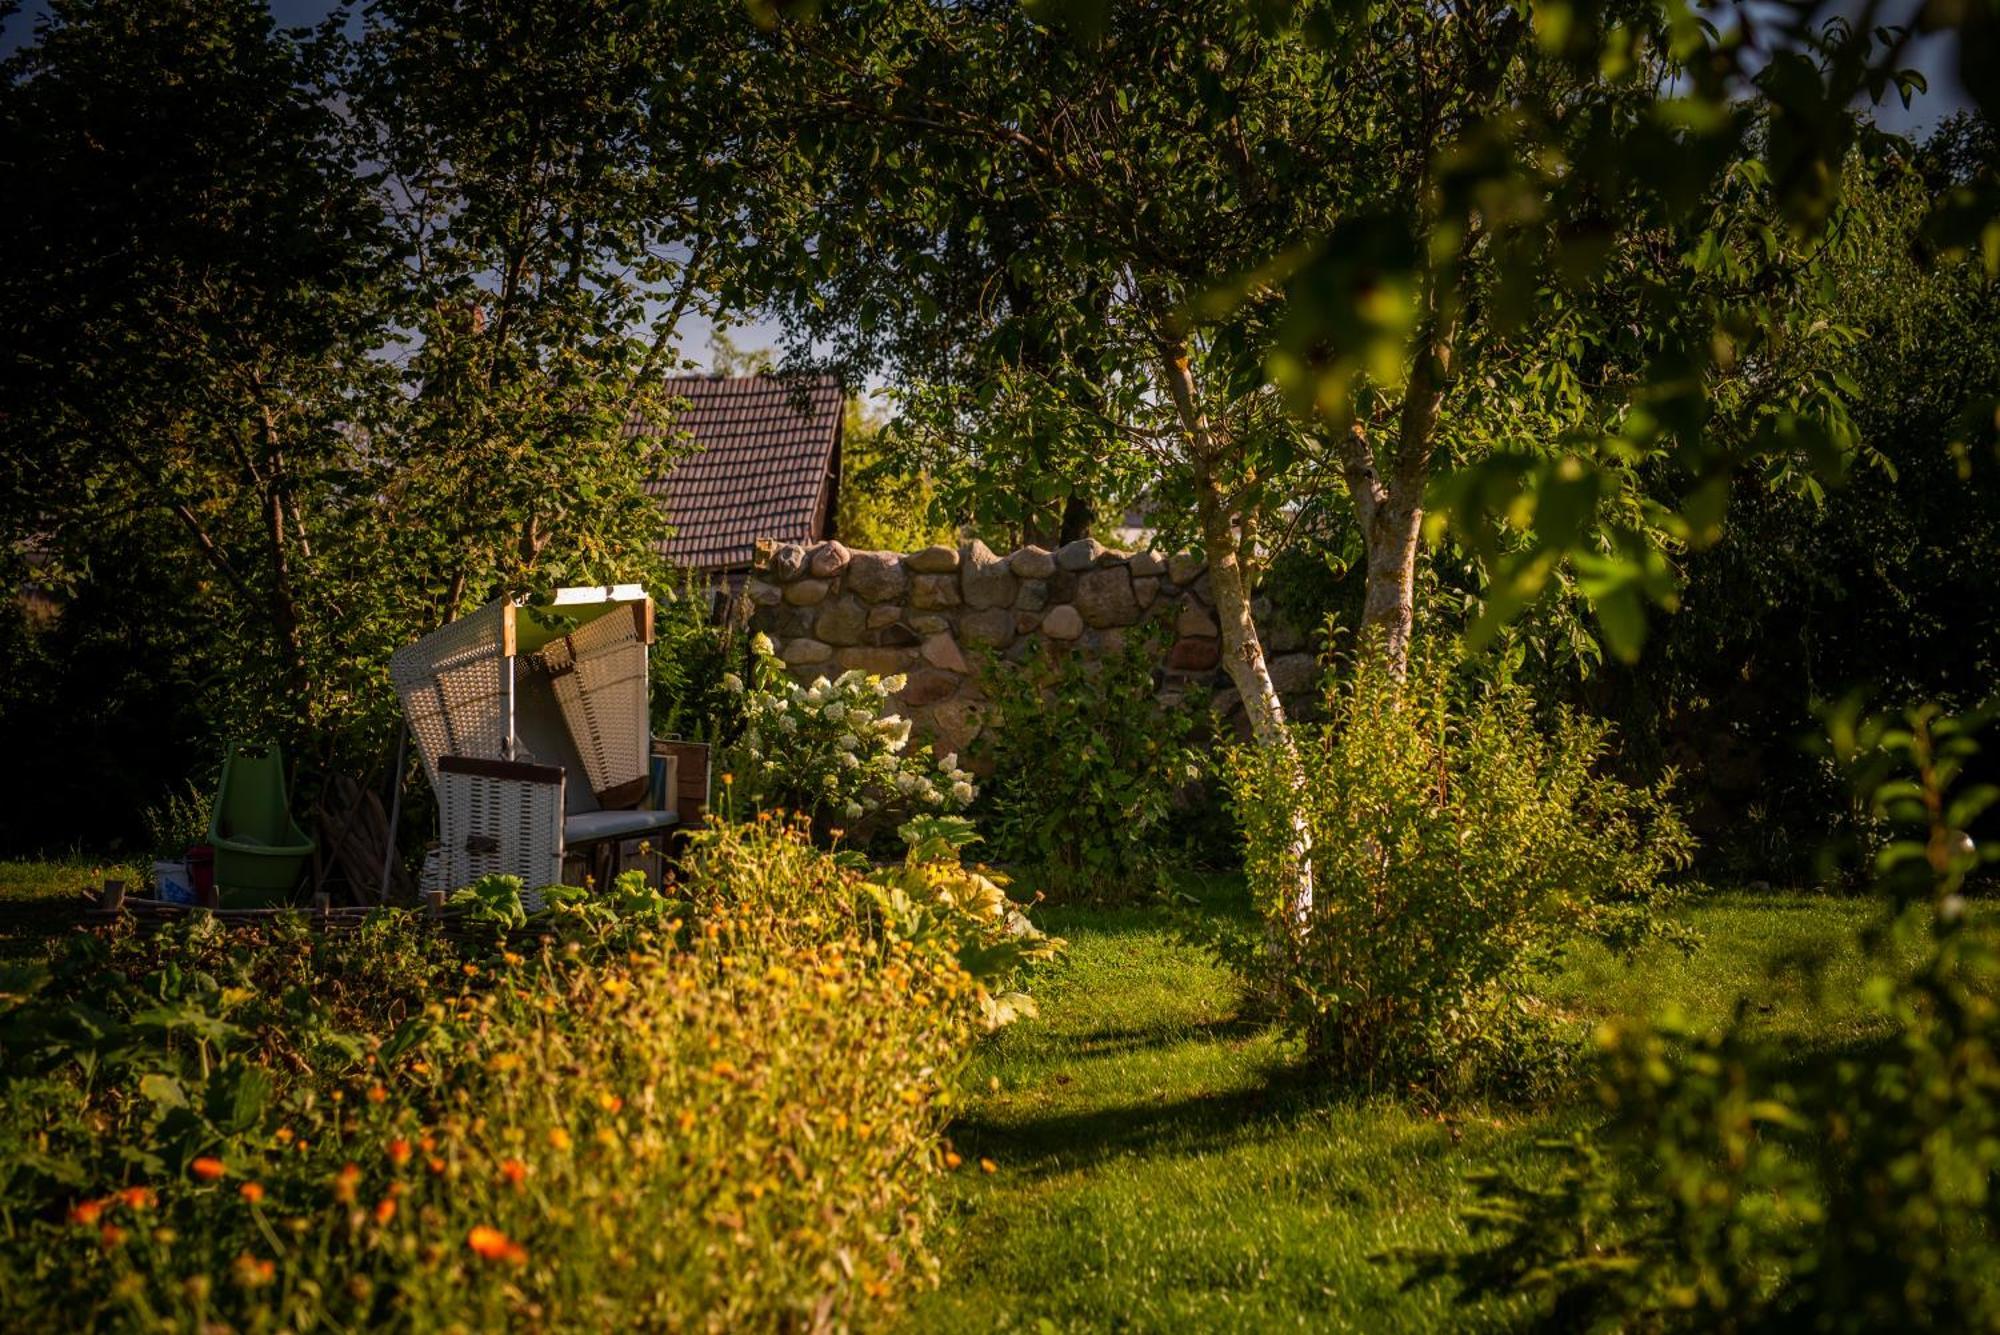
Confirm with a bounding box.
[895,773,918,795]
[881,673,908,694]
[951,780,975,805]
[834,733,858,751]
[938,752,957,771]
[843,800,864,820]
[836,669,865,688]
[751,632,776,655]
[839,752,859,770]
[824,702,847,724]
[822,772,839,789]
[721,672,744,694]
[777,715,797,734]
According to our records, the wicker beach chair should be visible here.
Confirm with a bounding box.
[390,585,688,896]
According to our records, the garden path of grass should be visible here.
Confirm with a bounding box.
[905,881,1909,1333]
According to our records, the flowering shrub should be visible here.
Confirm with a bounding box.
[723,632,975,832]
[0,819,1044,1329]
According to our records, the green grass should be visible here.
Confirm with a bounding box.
[907,882,1907,1333]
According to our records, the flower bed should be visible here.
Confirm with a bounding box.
[0,819,1049,1329]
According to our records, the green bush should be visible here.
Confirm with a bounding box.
[1389,703,2000,1328]
[1225,644,1695,1094]
[649,564,747,744]
[976,625,1206,901]
[0,818,1049,1329]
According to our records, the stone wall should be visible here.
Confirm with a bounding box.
[743,537,1318,757]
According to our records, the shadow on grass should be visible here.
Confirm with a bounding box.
[954,1053,1382,1181]
[961,1016,1905,1187]
[1056,1013,1265,1060]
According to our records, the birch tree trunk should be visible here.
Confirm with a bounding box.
[1159,342,1314,925]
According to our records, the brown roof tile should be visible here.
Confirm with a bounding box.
[634,374,843,573]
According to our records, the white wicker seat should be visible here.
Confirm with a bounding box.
[391,585,671,896]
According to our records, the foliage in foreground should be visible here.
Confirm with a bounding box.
[1226,645,1695,1095]
[1393,703,2000,1330]
[0,818,1049,1329]
[976,625,1207,901]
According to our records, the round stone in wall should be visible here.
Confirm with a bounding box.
[781,637,833,666]
[1042,604,1084,640]
[807,540,851,578]
[846,550,909,602]
[907,544,961,573]
[1009,545,1056,579]
[782,578,831,606]
[1075,566,1140,627]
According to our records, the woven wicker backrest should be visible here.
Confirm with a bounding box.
[390,599,512,786]
[532,602,650,808]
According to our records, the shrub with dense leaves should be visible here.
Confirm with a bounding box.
[0,818,1048,1329]
[1226,644,1695,1094]
[723,633,974,836]
[976,625,1207,900]
[1387,702,2000,1329]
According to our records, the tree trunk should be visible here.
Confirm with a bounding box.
[1058,493,1095,546]
[1159,342,1314,925]
[258,401,313,729]
[1360,490,1421,671]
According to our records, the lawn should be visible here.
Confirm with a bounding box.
[908,880,1910,1333]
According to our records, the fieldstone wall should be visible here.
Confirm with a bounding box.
[743,537,1318,757]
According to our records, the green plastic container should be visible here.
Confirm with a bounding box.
[207,743,315,907]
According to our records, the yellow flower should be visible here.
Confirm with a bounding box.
[547,1127,573,1152]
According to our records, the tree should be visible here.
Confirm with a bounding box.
[0,0,394,750]
[0,0,760,804]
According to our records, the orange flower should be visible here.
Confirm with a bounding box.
[232,1253,277,1289]
[239,1182,265,1205]
[546,1127,573,1152]
[117,1186,155,1211]
[190,1157,227,1182]
[979,1158,998,1175]
[467,1225,527,1265]
[426,1156,446,1175]
[499,1158,527,1188]
[68,1198,108,1226]
[99,1224,127,1249]
[333,1163,361,1204]
[943,1151,963,1170]
[387,1138,412,1168]
[373,1197,397,1226]
[366,1084,388,1105]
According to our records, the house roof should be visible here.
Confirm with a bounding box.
[636,374,843,573]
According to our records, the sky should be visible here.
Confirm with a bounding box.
[2,0,1975,373]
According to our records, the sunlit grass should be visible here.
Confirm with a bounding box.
[910,881,1925,1333]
